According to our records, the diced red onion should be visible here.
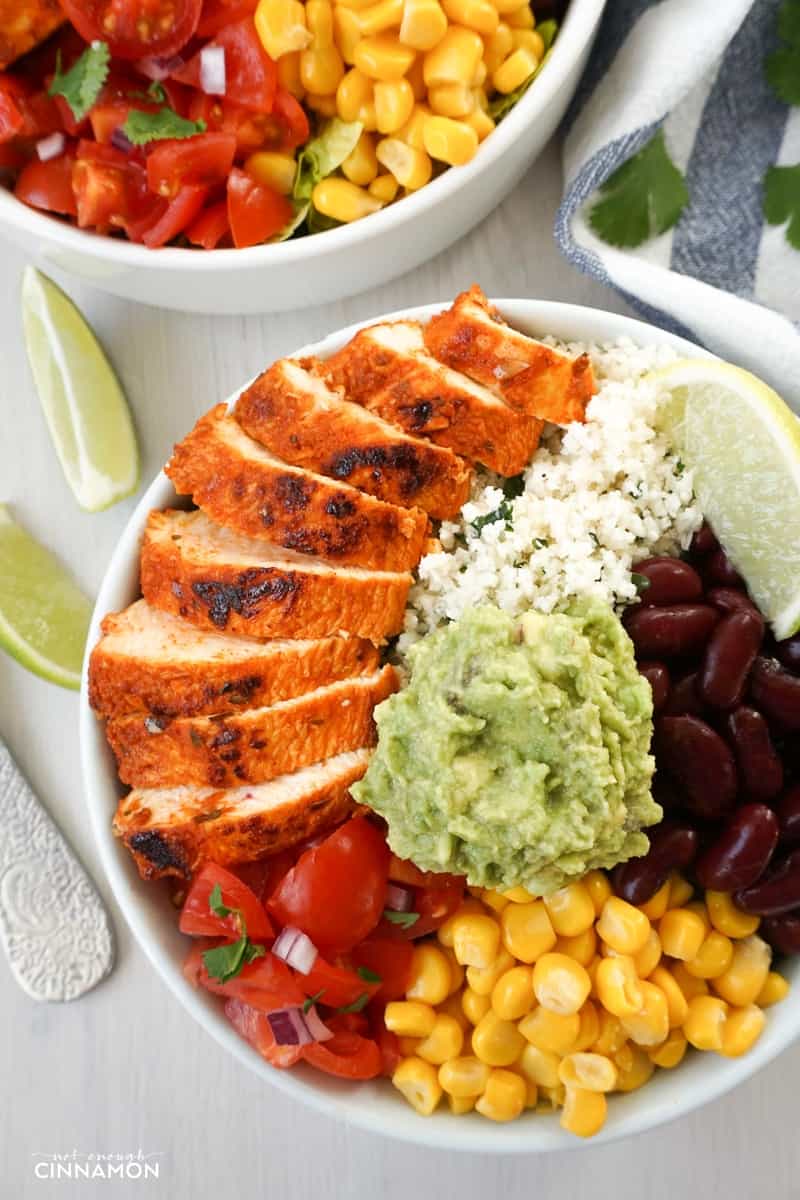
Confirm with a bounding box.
[36,132,65,162]
[267,1005,333,1046]
[110,127,134,154]
[272,926,318,975]
[385,883,415,913]
[137,54,184,81]
[303,1005,334,1042]
[200,45,226,95]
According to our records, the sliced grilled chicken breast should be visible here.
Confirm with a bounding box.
[106,665,396,788]
[235,357,472,519]
[424,285,595,425]
[141,509,411,643]
[166,405,428,572]
[89,599,380,719]
[321,320,542,476]
[113,748,370,879]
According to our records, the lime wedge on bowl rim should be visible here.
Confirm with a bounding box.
[655,358,800,640]
[21,267,139,513]
[0,505,92,690]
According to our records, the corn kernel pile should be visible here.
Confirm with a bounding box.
[252,0,548,222]
[387,873,790,1137]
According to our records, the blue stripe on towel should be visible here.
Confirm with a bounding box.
[670,0,788,296]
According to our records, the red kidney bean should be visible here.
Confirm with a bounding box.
[706,587,758,616]
[705,548,744,588]
[690,523,719,557]
[652,773,688,815]
[662,672,705,718]
[726,706,784,802]
[777,784,800,847]
[775,636,800,675]
[736,848,800,915]
[638,662,670,713]
[698,609,765,710]
[633,557,703,607]
[762,913,800,955]
[612,823,699,905]
[694,804,779,891]
[655,715,738,820]
[750,657,800,730]
[623,605,719,659]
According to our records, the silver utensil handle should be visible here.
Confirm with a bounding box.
[0,737,114,1001]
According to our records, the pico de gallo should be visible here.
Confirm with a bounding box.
[0,0,561,248]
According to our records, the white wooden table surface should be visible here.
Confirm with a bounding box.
[2,140,799,1200]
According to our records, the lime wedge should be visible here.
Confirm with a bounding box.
[0,506,92,689]
[655,358,800,639]
[21,267,139,512]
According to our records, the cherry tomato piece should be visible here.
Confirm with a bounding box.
[408,879,465,938]
[59,0,202,60]
[197,0,258,37]
[14,154,77,215]
[179,862,274,941]
[146,131,236,196]
[173,19,277,111]
[351,932,414,1001]
[296,956,381,1009]
[186,198,230,246]
[141,182,208,245]
[301,1030,383,1079]
[226,165,292,246]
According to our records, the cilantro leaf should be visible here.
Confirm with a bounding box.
[336,993,371,1014]
[122,107,207,145]
[470,500,514,535]
[766,0,800,105]
[303,989,326,1013]
[763,163,800,249]
[356,966,382,983]
[383,910,420,929]
[202,936,265,984]
[588,130,689,249]
[48,41,110,123]
[208,882,233,919]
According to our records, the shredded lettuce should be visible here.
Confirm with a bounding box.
[293,118,363,202]
[271,200,310,242]
[488,19,558,122]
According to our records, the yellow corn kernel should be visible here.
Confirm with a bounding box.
[634,929,662,978]
[448,1093,475,1113]
[376,135,433,184]
[649,965,689,1027]
[245,151,297,194]
[586,954,602,997]
[720,1004,766,1058]
[544,882,596,939]
[619,980,670,1048]
[659,908,707,961]
[712,934,771,1007]
[684,994,729,1051]
[668,873,694,909]
[374,77,416,131]
[400,0,449,49]
[592,1010,627,1056]
[670,961,709,1003]
[481,21,512,75]
[255,0,311,59]
[440,945,466,995]
[510,27,543,55]
[532,953,591,1016]
[404,53,426,97]
[441,0,498,34]
[571,1000,601,1052]
[301,43,345,92]
[595,956,643,1018]
[490,0,527,13]
[471,58,487,86]
[467,948,515,996]
[424,26,484,86]
[336,66,373,119]
[478,888,509,913]
[306,91,338,113]
[560,1087,607,1138]
[438,990,471,1031]
[341,129,378,184]
[615,1045,655,1091]
[556,926,597,968]
[639,880,671,922]
[706,890,760,939]
[337,0,379,10]
[685,899,712,932]
[450,912,501,968]
[353,33,417,78]
[518,1006,580,1055]
[438,1054,491,1097]
[392,1056,442,1114]
[277,51,304,96]
[428,82,474,116]
[491,966,535,1021]
[648,1028,688,1069]
[416,1013,464,1064]
[357,0,403,34]
[518,1043,561,1088]
[333,4,363,61]
[583,871,613,916]
[462,986,492,1024]
[396,102,430,146]
[757,970,790,1008]
[613,1041,633,1074]
[475,1068,527,1121]
[384,999,437,1038]
[313,175,384,220]
[500,900,556,964]
[406,942,453,1005]
[307,0,335,42]
[684,931,734,980]
[503,885,536,902]
[558,1051,618,1093]
[597,897,652,956]
[423,113,478,165]
[505,3,533,27]
[472,1009,526,1066]
[520,1075,539,1109]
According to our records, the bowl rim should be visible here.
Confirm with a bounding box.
[79,297,800,1153]
[0,0,605,270]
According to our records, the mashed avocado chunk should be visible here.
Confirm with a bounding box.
[353,599,660,894]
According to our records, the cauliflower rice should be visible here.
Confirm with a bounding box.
[399,336,703,657]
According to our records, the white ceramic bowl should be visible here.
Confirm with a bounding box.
[79,298,800,1151]
[0,1,603,315]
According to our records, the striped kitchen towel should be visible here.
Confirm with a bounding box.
[556,0,800,411]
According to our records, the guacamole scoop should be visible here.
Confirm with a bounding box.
[353,599,660,894]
